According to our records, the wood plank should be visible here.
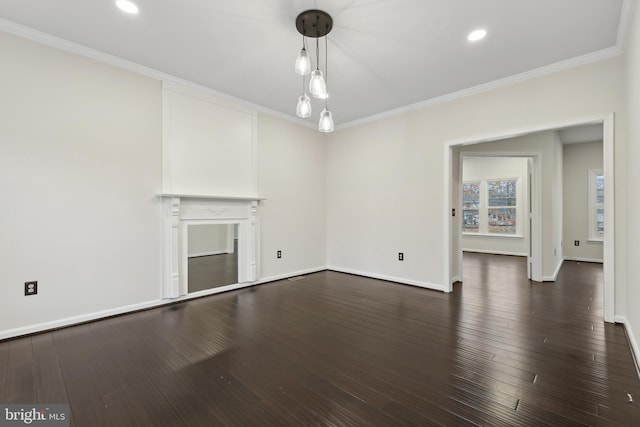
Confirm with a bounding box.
[5,337,34,403]
[0,336,9,402]
[0,253,638,426]
[31,333,68,404]
[52,327,106,427]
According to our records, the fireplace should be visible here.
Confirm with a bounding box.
[159,194,260,299]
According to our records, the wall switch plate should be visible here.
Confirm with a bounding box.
[277,250,282,259]
[398,252,404,261]
[574,240,580,246]
[25,281,38,296]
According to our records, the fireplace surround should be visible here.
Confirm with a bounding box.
[159,194,261,299]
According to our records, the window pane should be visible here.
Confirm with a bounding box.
[488,208,516,234]
[488,180,517,208]
[463,209,479,233]
[463,182,480,209]
[591,173,604,237]
[487,179,516,234]
[596,208,604,233]
[596,174,604,208]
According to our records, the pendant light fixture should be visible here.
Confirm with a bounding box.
[318,36,334,132]
[318,108,334,132]
[295,10,334,132]
[308,37,328,99]
[296,76,312,118]
[294,36,311,75]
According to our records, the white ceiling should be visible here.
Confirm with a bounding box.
[0,0,627,127]
[558,124,604,144]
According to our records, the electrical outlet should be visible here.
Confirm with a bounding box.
[398,252,404,261]
[574,240,580,246]
[25,281,38,296]
[277,250,282,259]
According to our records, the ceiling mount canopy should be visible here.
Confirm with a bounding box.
[294,10,334,132]
[296,9,333,38]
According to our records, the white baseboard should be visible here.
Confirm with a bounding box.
[0,299,170,341]
[256,266,328,284]
[0,267,328,341]
[563,256,604,263]
[327,266,445,292]
[462,249,527,257]
[0,265,471,340]
[542,258,565,282]
[451,276,461,284]
[614,316,640,380]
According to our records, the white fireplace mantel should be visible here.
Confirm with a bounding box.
[159,193,265,202]
[159,194,262,299]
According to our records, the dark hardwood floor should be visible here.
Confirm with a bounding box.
[2,253,639,426]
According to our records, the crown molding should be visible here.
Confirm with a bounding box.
[336,46,623,131]
[337,0,633,131]
[0,18,316,131]
[0,7,631,135]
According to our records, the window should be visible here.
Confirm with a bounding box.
[487,180,517,234]
[588,170,604,241]
[462,182,480,233]
[462,178,520,236]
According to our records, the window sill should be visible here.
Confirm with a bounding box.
[463,233,523,239]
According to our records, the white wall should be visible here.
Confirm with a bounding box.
[188,224,232,257]
[0,31,328,338]
[563,141,604,262]
[327,116,438,287]
[0,32,163,333]
[257,114,327,281]
[623,0,640,366]
[162,83,257,197]
[553,132,564,271]
[462,157,528,256]
[328,57,626,303]
[454,131,561,280]
[0,21,635,349]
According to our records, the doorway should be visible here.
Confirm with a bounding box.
[444,114,615,322]
[459,155,538,281]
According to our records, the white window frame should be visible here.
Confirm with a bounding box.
[462,181,481,233]
[588,169,604,242]
[462,177,522,237]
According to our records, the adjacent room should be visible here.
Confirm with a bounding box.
[456,124,605,283]
[1,1,639,425]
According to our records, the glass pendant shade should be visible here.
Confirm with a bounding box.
[296,93,312,118]
[309,69,328,99]
[318,108,334,132]
[294,48,311,75]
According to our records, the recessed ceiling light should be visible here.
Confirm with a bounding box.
[468,29,487,42]
[116,0,139,14]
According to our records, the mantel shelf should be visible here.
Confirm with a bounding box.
[158,193,265,201]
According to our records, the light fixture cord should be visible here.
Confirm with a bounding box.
[316,37,320,71]
[325,35,329,109]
